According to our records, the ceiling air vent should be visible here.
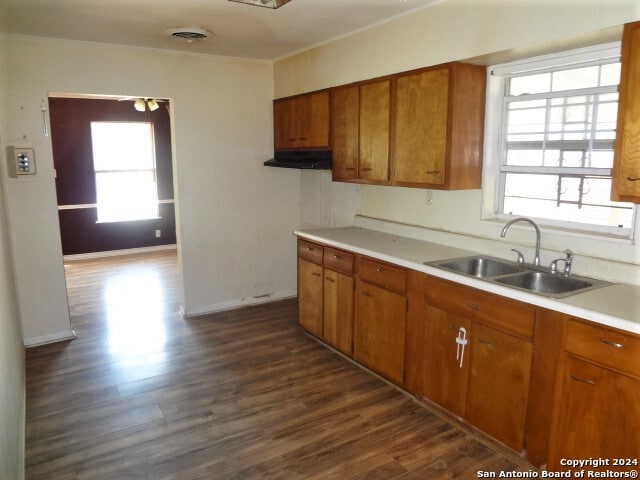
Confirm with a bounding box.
[166,28,212,42]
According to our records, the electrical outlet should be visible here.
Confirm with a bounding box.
[425,190,433,205]
[155,229,161,238]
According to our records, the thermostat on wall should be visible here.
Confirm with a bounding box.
[6,146,36,178]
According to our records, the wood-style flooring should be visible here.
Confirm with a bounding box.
[25,251,532,479]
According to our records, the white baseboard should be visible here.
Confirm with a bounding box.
[24,329,76,348]
[63,244,177,261]
[179,290,297,318]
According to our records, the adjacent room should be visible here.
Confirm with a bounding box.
[1,0,639,478]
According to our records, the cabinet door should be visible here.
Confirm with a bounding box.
[354,280,406,384]
[466,323,533,451]
[297,258,323,337]
[612,21,640,202]
[331,86,360,181]
[297,91,330,148]
[392,68,449,186]
[549,356,640,468]
[323,269,354,355]
[423,306,472,418]
[274,98,297,150]
[359,80,390,182]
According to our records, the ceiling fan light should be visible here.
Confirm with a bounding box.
[147,99,160,111]
[134,98,146,111]
[228,0,292,9]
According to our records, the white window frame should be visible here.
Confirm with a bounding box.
[481,42,637,240]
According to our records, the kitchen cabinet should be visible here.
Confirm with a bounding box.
[297,239,324,337]
[612,21,640,203]
[331,80,391,183]
[390,63,486,189]
[548,318,640,469]
[354,257,407,384]
[424,275,535,451]
[322,247,355,355]
[296,239,355,354]
[466,323,533,452]
[274,91,330,150]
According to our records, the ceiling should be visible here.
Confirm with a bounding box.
[0,0,439,61]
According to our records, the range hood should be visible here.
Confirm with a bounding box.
[264,150,332,170]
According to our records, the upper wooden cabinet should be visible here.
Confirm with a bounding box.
[391,63,486,189]
[612,21,640,203]
[274,91,330,150]
[330,80,391,183]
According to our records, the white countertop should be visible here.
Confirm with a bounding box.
[294,226,640,335]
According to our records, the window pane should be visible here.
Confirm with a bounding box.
[502,173,633,228]
[552,65,599,91]
[509,73,551,95]
[91,122,155,171]
[95,171,158,222]
[600,63,621,86]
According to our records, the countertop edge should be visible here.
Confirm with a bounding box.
[294,228,640,335]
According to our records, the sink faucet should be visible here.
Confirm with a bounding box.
[500,217,541,267]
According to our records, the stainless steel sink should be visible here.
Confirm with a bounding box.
[493,270,610,298]
[431,256,523,278]
[427,255,613,298]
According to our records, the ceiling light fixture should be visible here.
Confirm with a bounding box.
[228,0,292,9]
[134,98,160,112]
[166,27,212,42]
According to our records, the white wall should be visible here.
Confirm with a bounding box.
[3,34,301,330]
[0,33,26,480]
[274,0,640,285]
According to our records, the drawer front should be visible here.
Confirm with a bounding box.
[565,318,640,377]
[425,275,535,338]
[297,239,323,265]
[323,247,354,275]
[359,257,407,294]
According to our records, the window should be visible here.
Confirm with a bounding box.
[90,122,158,223]
[487,43,635,237]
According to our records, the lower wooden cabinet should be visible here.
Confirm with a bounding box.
[549,355,640,467]
[354,280,406,384]
[323,268,354,355]
[422,306,472,418]
[297,257,323,337]
[466,323,533,451]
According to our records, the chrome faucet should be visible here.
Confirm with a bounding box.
[550,249,573,276]
[500,217,541,267]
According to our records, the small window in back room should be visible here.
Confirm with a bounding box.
[90,121,158,223]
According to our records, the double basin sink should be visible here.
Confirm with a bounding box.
[426,255,612,298]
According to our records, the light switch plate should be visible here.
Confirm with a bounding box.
[6,146,36,177]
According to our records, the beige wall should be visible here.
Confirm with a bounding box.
[274,0,640,284]
[0,34,26,480]
[2,34,300,334]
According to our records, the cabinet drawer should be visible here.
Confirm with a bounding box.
[297,239,323,265]
[359,257,407,294]
[323,247,354,275]
[565,319,640,377]
[425,275,535,338]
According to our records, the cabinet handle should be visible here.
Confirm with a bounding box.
[465,302,480,311]
[325,276,335,283]
[311,272,321,277]
[375,267,387,273]
[571,373,596,385]
[627,176,640,181]
[298,137,307,140]
[333,254,341,259]
[426,170,440,174]
[362,291,374,298]
[306,247,315,251]
[478,338,495,347]
[361,167,373,171]
[599,338,625,349]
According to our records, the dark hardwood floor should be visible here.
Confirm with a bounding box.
[25,251,532,479]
